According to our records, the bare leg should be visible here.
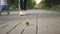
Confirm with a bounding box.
[6,10,9,15]
[0,11,1,16]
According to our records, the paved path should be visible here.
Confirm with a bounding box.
[0,10,60,34]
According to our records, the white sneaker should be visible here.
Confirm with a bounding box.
[19,11,23,16]
[23,11,26,15]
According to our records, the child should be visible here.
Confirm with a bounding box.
[19,0,27,16]
[0,0,9,16]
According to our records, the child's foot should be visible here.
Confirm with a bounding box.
[19,11,23,16]
[7,13,10,15]
[19,10,26,16]
[23,10,26,15]
[23,12,26,15]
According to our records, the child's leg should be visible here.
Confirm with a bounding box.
[19,0,24,15]
[21,0,27,15]
[20,0,24,10]
[4,5,9,15]
[6,9,9,15]
[0,5,2,16]
[24,0,27,10]
[0,11,1,16]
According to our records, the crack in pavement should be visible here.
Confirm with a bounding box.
[6,18,27,34]
[1,24,9,29]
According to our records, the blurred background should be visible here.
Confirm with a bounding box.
[7,0,60,12]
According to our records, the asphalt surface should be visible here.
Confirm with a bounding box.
[0,10,60,34]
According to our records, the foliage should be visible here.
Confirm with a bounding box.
[41,0,60,8]
[40,0,60,12]
[7,0,18,11]
[7,0,36,11]
[27,0,36,9]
